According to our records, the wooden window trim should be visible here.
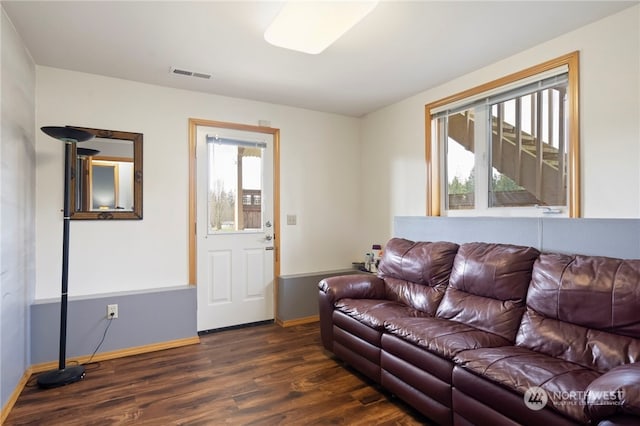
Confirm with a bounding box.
[425,51,580,217]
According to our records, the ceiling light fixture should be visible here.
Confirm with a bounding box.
[264,1,378,55]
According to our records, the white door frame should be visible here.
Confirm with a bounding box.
[188,118,280,321]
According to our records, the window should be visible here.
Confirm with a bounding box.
[206,136,265,232]
[426,52,580,217]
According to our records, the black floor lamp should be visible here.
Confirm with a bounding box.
[37,126,95,389]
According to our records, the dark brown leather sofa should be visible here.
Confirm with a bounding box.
[318,238,640,425]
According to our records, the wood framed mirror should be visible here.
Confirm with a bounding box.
[68,126,143,220]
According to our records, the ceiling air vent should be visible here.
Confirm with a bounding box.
[170,67,212,79]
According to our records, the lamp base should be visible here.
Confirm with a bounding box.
[36,365,85,389]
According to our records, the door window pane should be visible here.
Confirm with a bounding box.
[207,140,263,233]
[91,164,117,209]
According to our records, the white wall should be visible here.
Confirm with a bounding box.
[1,7,36,410]
[35,67,361,300]
[360,5,640,248]
[30,5,640,299]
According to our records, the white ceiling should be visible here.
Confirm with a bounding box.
[3,1,637,117]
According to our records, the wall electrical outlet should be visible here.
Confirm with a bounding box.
[107,304,118,319]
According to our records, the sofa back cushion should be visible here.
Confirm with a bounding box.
[516,253,640,372]
[436,242,540,341]
[378,238,459,315]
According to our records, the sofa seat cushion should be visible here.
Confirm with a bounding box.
[454,346,600,422]
[335,298,428,330]
[384,316,511,360]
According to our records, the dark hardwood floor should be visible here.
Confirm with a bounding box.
[6,322,428,425]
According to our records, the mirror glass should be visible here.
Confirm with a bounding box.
[68,126,143,220]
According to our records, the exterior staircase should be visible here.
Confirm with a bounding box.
[447,100,566,207]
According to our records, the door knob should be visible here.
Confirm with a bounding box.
[265,235,273,241]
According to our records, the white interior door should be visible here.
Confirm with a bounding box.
[196,124,274,331]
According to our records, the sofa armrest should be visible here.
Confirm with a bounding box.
[318,274,386,304]
[585,363,640,423]
[318,274,385,351]
[597,415,640,426]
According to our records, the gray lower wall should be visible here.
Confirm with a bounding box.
[276,217,640,324]
[31,286,197,365]
[394,217,640,259]
[277,269,365,322]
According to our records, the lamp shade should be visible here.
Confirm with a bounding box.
[76,148,100,158]
[41,126,94,143]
